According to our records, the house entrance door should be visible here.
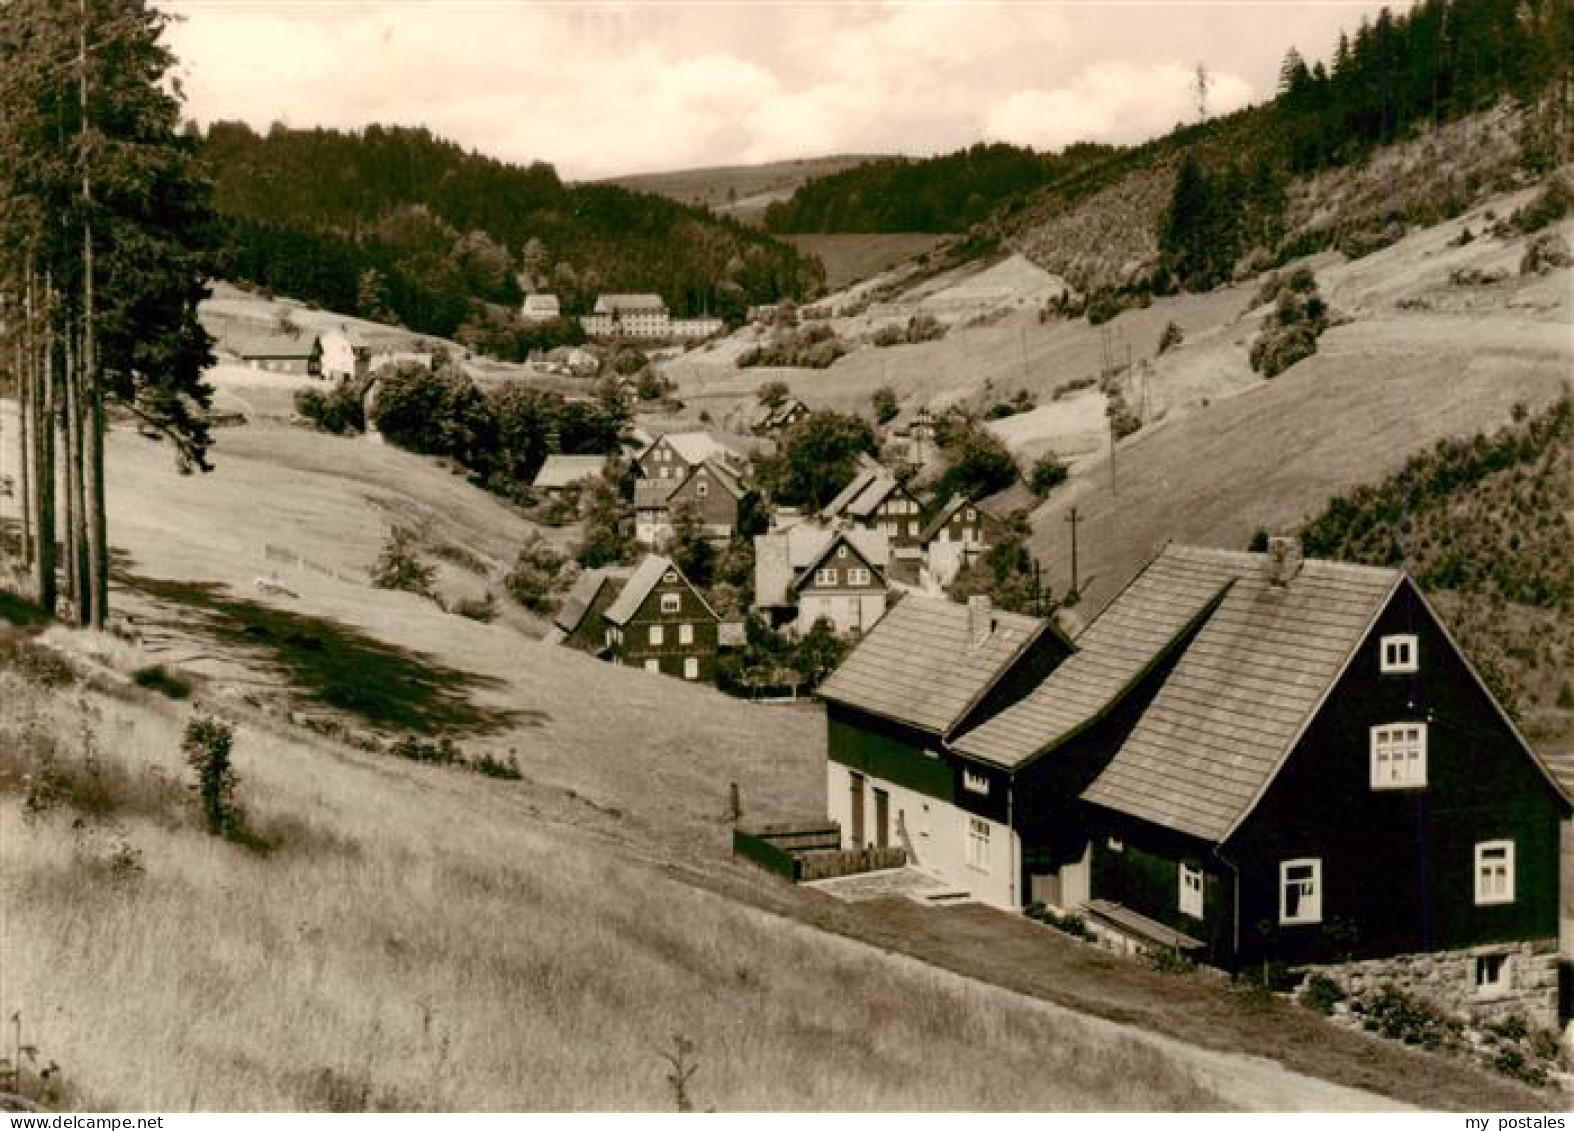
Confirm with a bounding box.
[849,772,865,846]
[873,788,889,850]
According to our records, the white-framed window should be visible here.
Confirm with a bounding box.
[1280,858,1321,925]
[643,658,660,674]
[660,593,681,614]
[907,521,918,536]
[1370,723,1427,789]
[683,656,699,680]
[678,623,693,645]
[648,624,664,646]
[967,817,990,870]
[962,768,989,795]
[837,545,848,558]
[1475,953,1508,994]
[696,481,709,498]
[1474,840,1514,905]
[815,568,838,586]
[1107,836,1124,853]
[965,507,976,521]
[660,467,671,479]
[604,628,614,647]
[847,568,871,586]
[1381,634,1418,674]
[663,571,677,583]
[1179,863,1204,919]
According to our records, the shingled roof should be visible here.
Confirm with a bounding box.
[604,555,719,626]
[951,547,1239,770]
[754,524,888,608]
[1071,546,1403,843]
[553,565,634,635]
[817,596,1048,736]
[532,454,607,491]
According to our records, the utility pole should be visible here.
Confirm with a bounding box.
[1064,506,1081,598]
[1109,415,1118,495]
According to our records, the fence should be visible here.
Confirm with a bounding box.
[732,821,907,883]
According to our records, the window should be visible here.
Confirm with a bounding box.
[1381,634,1418,674]
[683,657,699,680]
[663,571,677,584]
[648,624,664,646]
[1475,841,1514,905]
[660,593,681,614]
[815,568,838,586]
[837,545,848,558]
[1107,836,1124,853]
[965,508,976,521]
[1475,954,1508,994]
[678,623,693,645]
[962,768,989,795]
[1370,723,1427,789]
[1179,863,1204,920]
[643,659,660,674]
[967,818,990,870]
[847,568,871,586]
[696,481,709,498]
[1280,858,1321,925]
[605,628,614,648]
[907,521,918,536]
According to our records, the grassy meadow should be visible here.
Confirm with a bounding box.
[0,663,1229,1112]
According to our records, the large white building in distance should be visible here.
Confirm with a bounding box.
[580,294,723,341]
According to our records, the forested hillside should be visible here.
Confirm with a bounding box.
[200,123,825,340]
[764,0,1571,297]
[762,142,1117,234]
[1299,397,1573,715]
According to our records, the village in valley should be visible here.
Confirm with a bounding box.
[2,0,1573,1116]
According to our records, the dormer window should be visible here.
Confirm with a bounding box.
[1370,723,1426,789]
[962,768,989,795]
[1380,634,1418,674]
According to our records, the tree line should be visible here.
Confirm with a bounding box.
[762,141,1117,234]
[0,0,215,628]
[200,122,827,340]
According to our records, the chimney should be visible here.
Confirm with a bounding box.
[968,594,995,645]
[1266,535,1303,587]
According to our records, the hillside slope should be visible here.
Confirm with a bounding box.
[602,155,884,224]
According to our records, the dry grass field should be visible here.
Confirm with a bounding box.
[0,663,1251,1112]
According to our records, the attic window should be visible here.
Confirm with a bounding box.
[837,546,848,558]
[661,593,681,614]
[815,568,838,586]
[847,568,871,586]
[1380,634,1418,674]
[962,768,990,795]
[696,482,709,498]
[1370,723,1427,789]
[663,571,678,584]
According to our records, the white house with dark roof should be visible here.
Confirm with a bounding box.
[520,293,562,321]
[754,524,890,636]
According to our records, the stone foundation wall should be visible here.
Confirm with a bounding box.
[1304,938,1562,1031]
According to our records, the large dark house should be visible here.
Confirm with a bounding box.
[820,540,1569,1024]
[603,555,722,683]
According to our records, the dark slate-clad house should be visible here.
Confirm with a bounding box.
[603,555,722,683]
[820,539,1570,1024]
[816,595,1073,907]
[550,565,635,652]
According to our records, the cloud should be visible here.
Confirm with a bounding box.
[158,2,1388,178]
[985,62,1256,152]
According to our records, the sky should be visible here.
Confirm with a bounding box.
[158,2,1403,181]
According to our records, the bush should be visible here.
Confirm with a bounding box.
[370,526,436,596]
[1519,232,1573,276]
[1105,391,1142,439]
[871,386,899,425]
[1144,946,1195,975]
[294,378,366,435]
[0,634,75,687]
[1085,290,1128,325]
[1024,902,1091,939]
[1298,973,1346,1015]
[450,592,498,623]
[471,751,522,780]
[133,664,192,699]
[1352,984,1461,1050]
[1249,270,1330,379]
[183,715,241,837]
[1028,452,1069,497]
[1156,320,1185,355]
[1502,176,1572,236]
[738,323,848,368]
[505,534,566,612]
